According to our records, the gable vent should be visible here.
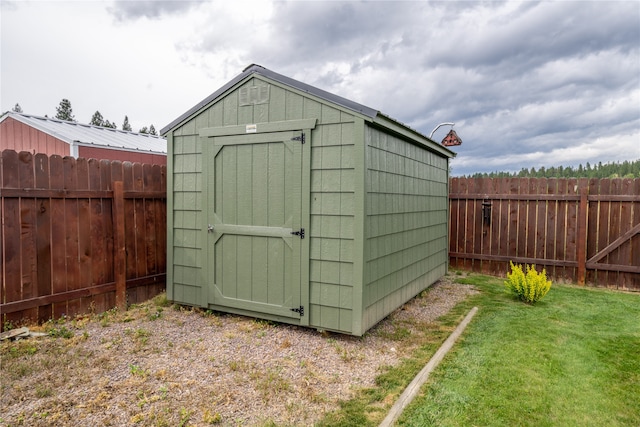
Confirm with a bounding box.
[239,84,270,106]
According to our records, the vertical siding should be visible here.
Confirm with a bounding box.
[0,117,69,156]
[362,126,449,332]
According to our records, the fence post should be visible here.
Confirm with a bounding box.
[576,185,588,285]
[112,181,127,309]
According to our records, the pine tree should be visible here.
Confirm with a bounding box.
[55,99,75,121]
[12,103,23,113]
[90,111,104,126]
[103,120,117,129]
[138,124,157,135]
[122,116,132,132]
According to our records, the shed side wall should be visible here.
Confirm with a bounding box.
[362,125,449,332]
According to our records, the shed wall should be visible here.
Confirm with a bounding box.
[308,115,360,333]
[168,77,361,333]
[362,125,449,332]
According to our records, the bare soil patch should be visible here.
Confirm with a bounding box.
[1,275,477,427]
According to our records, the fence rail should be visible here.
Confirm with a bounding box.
[449,177,640,291]
[1,150,167,328]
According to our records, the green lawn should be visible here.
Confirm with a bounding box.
[398,275,640,427]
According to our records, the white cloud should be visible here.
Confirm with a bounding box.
[1,0,638,175]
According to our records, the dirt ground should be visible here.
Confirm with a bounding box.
[1,275,477,427]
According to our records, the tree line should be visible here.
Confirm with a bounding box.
[464,159,640,179]
[10,100,157,135]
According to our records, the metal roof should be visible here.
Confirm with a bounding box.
[160,64,455,159]
[2,112,166,154]
[161,64,379,136]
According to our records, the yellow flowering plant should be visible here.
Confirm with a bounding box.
[505,261,552,303]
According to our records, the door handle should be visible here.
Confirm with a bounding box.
[208,224,215,233]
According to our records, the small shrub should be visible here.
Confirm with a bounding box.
[129,364,148,377]
[505,261,552,303]
[47,325,74,339]
[203,409,222,424]
[178,408,192,427]
[35,385,53,398]
[153,292,171,308]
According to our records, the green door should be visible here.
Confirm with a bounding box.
[203,128,309,320]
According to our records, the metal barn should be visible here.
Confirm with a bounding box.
[161,64,455,336]
[0,112,166,164]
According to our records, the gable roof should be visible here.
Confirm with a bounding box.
[1,112,166,154]
[160,64,455,158]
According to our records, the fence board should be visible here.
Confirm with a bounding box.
[123,162,136,285]
[544,178,557,277]
[484,179,496,275]
[35,155,52,323]
[494,178,509,276]
[478,178,491,274]
[1,150,167,328]
[586,178,599,284]
[2,151,21,326]
[565,178,578,282]
[19,152,38,322]
[597,179,612,286]
[448,178,460,269]
[619,179,632,288]
[535,179,547,262]
[88,159,105,313]
[133,162,147,303]
[3,189,21,326]
[64,156,82,316]
[77,158,93,312]
[144,164,157,278]
[48,155,66,318]
[449,177,640,291]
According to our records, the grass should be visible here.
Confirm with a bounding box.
[316,274,640,426]
[396,275,640,427]
[2,282,637,426]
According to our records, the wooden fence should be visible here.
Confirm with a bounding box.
[1,150,167,329]
[449,177,640,291]
[3,158,638,328]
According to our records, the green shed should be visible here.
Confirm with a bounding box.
[161,64,455,336]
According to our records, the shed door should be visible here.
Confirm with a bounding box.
[204,130,308,319]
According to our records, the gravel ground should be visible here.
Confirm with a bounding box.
[1,275,477,427]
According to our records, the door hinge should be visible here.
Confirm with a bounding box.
[291,132,305,144]
[290,305,304,316]
[291,228,305,239]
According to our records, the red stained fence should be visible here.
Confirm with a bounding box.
[1,150,166,329]
[3,162,637,329]
[449,177,640,291]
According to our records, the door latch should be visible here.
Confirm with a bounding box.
[208,224,215,233]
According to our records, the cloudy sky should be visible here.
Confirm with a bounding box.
[2,1,639,176]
